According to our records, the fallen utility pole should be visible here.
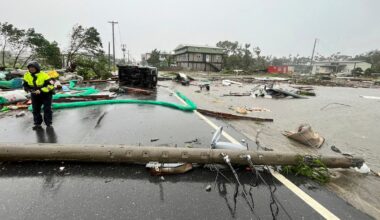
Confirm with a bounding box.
[0,143,363,168]
[197,108,274,122]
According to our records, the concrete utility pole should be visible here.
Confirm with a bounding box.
[310,38,318,66]
[108,21,118,68]
[0,143,364,168]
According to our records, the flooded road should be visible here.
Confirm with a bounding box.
[0,84,376,219]
[174,80,380,217]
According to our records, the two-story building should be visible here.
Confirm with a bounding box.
[174,44,224,72]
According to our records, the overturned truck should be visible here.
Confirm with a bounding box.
[117,65,158,89]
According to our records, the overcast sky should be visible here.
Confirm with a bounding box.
[2,0,380,61]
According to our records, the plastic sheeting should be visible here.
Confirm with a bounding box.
[52,80,99,100]
[0,78,23,89]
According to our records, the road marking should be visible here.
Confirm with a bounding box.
[172,90,340,220]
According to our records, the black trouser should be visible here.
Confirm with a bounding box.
[31,93,53,126]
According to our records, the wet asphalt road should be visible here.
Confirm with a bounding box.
[0,86,373,219]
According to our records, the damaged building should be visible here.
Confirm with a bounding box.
[311,60,371,75]
[174,44,224,72]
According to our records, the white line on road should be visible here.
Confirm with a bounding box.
[172,90,340,220]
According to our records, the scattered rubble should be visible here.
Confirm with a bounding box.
[222,92,251,96]
[283,124,325,148]
[221,79,242,86]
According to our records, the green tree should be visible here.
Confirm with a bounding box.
[0,22,19,67]
[364,68,374,76]
[38,41,62,68]
[351,67,363,76]
[76,54,111,79]
[353,50,380,72]
[216,41,239,55]
[10,28,27,68]
[147,49,160,67]
[66,25,103,66]
[19,29,62,69]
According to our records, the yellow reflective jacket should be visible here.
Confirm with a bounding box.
[23,71,54,93]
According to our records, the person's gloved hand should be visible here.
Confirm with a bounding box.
[33,90,41,95]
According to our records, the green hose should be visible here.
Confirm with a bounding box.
[29,80,197,112]
[46,91,196,111]
[28,80,197,111]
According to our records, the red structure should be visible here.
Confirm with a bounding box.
[267,65,289,74]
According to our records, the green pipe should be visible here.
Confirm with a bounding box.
[29,91,196,112]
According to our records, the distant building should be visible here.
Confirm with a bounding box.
[174,44,224,71]
[267,66,292,74]
[311,61,372,75]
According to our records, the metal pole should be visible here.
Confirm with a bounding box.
[108,21,118,69]
[0,143,364,168]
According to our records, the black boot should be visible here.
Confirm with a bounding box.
[32,124,42,130]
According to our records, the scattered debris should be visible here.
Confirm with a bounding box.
[146,162,193,175]
[355,163,371,174]
[59,72,84,83]
[0,90,28,104]
[184,139,200,144]
[175,73,192,86]
[283,124,325,148]
[123,86,154,95]
[211,127,246,150]
[360,95,380,100]
[254,77,290,82]
[95,112,107,128]
[266,88,306,99]
[221,79,242,86]
[235,107,248,114]
[223,92,251,96]
[296,90,316,96]
[248,107,271,112]
[197,108,273,122]
[205,184,212,192]
[15,111,26,117]
[290,85,314,91]
[0,78,23,89]
[83,78,118,83]
[330,145,342,153]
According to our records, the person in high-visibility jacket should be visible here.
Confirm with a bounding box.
[23,61,55,129]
